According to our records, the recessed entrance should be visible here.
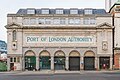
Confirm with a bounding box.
[99,57,110,69]
[25,50,36,71]
[84,51,95,70]
[39,50,51,70]
[54,50,65,70]
[69,51,80,71]
[10,63,14,70]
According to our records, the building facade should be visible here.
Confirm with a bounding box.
[5,8,113,71]
[109,1,120,69]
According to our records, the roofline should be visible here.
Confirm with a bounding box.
[109,3,120,13]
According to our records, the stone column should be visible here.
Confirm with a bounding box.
[95,57,98,70]
[51,56,54,71]
[22,57,25,71]
[80,56,84,70]
[110,57,113,70]
[7,57,10,71]
[36,56,39,71]
[20,57,22,71]
[65,56,69,70]
[97,57,100,70]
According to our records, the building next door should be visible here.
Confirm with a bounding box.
[24,50,36,71]
[99,57,110,69]
[69,51,80,71]
[54,50,65,70]
[39,50,51,70]
[84,51,95,70]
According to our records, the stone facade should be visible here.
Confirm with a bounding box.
[5,8,113,71]
[110,2,120,70]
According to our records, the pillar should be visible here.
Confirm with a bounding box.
[51,56,54,71]
[36,56,39,71]
[80,56,84,70]
[97,57,100,70]
[20,57,22,71]
[22,57,25,71]
[65,56,69,70]
[95,57,98,70]
[7,57,10,71]
[110,57,113,70]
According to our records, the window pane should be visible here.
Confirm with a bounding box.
[30,18,36,25]
[17,57,20,62]
[60,18,66,24]
[84,10,93,14]
[13,30,16,41]
[23,18,29,25]
[41,10,49,14]
[83,18,89,25]
[27,10,35,14]
[70,10,78,14]
[83,18,96,25]
[53,18,60,24]
[10,58,13,62]
[56,10,63,14]
[14,57,16,62]
[90,18,96,24]
[45,18,51,24]
[74,19,80,24]
[38,18,45,24]
[68,19,74,24]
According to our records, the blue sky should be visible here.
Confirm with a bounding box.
[0,0,105,42]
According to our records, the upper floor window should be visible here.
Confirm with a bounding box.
[41,10,49,14]
[53,18,60,24]
[13,30,17,41]
[30,18,36,25]
[83,18,96,25]
[70,10,78,14]
[38,18,45,24]
[27,9,35,14]
[56,10,63,14]
[23,18,30,25]
[60,18,66,24]
[68,18,80,25]
[84,9,93,15]
[90,18,96,25]
[45,18,51,24]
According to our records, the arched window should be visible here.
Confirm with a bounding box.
[13,30,16,41]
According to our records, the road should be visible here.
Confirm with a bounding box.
[0,71,120,80]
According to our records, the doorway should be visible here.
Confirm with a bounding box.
[99,57,110,69]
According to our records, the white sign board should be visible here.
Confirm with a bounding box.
[26,36,96,43]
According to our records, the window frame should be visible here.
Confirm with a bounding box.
[70,10,78,14]
[41,9,49,14]
[56,10,64,14]
[84,9,93,15]
[27,9,35,14]
[12,30,17,41]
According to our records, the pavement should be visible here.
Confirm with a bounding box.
[1,70,120,75]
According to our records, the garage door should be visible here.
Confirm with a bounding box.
[69,57,80,71]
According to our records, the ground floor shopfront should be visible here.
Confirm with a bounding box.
[7,49,113,71]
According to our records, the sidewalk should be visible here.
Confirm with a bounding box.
[1,70,120,75]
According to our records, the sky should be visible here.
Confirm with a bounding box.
[0,0,105,42]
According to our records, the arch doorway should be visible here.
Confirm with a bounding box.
[39,50,51,70]
[69,51,80,71]
[24,50,36,71]
[54,50,65,70]
[84,51,95,70]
